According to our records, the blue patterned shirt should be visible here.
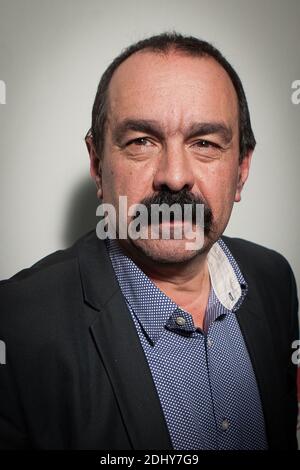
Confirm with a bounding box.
[106,237,268,450]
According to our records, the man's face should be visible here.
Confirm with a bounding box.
[91,50,251,263]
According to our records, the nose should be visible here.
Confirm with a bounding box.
[153,143,195,192]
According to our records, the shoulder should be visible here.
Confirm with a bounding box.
[0,238,79,308]
[221,235,299,343]
[0,230,97,342]
[0,229,98,288]
[221,235,298,320]
[221,235,295,281]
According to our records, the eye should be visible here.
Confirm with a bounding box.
[194,139,219,148]
[126,137,152,147]
[191,139,222,160]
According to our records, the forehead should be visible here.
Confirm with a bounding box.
[107,50,239,132]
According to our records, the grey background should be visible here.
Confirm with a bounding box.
[0,0,299,297]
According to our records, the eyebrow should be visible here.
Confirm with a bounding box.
[112,119,233,145]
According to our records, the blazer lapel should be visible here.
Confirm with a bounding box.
[236,287,287,449]
[77,231,172,450]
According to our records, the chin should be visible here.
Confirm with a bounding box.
[130,237,209,265]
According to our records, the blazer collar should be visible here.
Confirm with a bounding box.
[76,230,173,450]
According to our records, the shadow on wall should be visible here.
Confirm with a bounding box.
[63,177,99,247]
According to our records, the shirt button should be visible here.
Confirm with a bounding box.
[175,316,186,326]
[228,292,235,301]
[207,338,212,348]
[221,419,230,431]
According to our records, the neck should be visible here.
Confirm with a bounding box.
[117,239,212,323]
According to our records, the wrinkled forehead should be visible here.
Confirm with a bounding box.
[107,50,239,134]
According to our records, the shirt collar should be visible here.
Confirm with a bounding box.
[106,237,248,344]
[106,238,176,344]
[207,238,247,311]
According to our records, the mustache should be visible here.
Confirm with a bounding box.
[132,187,213,234]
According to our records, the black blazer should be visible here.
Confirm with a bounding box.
[0,230,298,450]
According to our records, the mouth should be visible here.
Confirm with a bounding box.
[129,200,211,238]
[143,209,198,225]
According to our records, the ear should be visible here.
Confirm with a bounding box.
[85,134,103,200]
[234,150,253,203]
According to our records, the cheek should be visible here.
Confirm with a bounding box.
[101,158,154,205]
[198,163,238,213]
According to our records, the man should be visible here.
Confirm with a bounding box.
[0,32,298,450]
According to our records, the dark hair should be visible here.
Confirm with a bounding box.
[87,31,256,163]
